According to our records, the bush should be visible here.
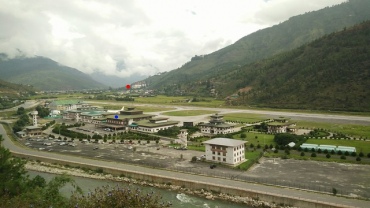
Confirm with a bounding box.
[240,133,246,138]
[368,153,370,158]
[332,188,337,195]
[344,151,349,156]
[191,156,197,163]
[326,154,331,158]
[340,155,346,160]
[300,152,305,156]
[359,152,364,157]
[323,149,328,154]
[311,153,317,157]
[356,157,361,162]
[317,149,322,153]
[337,150,342,155]
[274,149,278,153]
[351,152,357,157]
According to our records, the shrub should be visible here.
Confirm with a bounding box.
[323,149,328,154]
[332,188,337,195]
[326,154,331,158]
[359,152,364,157]
[337,150,342,155]
[240,133,246,138]
[344,151,349,156]
[367,153,370,158]
[331,150,335,154]
[340,155,346,160]
[317,149,322,153]
[274,149,278,153]
[351,152,357,157]
[300,152,305,156]
[311,153,317,157]
[356,157,361,162]
[191,156,197,163]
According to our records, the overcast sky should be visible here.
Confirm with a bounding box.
[0,0,346,78]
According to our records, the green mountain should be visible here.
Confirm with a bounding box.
[0,78,36,97]
[218,21,370,111]
[0,55,106,91]
[144,0,370,97]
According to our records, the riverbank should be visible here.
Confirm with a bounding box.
[25,161,292,208]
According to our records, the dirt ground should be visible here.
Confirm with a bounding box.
[246,157,370,198]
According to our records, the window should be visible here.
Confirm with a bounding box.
[212,151,215,155]
[217,152,220,155]
[223,158,226,162]
[223,152,226,156]
[218,157,221,161]
[212,156,215,160]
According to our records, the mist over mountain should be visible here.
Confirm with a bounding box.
[90,71,147,88]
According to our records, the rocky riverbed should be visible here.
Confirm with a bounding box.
[25,161,295,208]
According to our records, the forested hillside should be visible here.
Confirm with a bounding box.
[144,0,370,97]
[0,78,36,97]
[0,55,106,91]
[220,21,370,111]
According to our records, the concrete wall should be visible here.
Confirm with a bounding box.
[12,152,348,208]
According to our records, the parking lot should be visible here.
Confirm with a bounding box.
[18,122,370,199]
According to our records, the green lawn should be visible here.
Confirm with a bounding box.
[265,150,370,164]
[162,110,218,116]
[306,138,370,154]
[135,95,225,108]
[223,113,269,123]
[295,121,370,138]
[233,132,276,147]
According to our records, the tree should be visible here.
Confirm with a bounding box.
[332,188,338,195]
[311,153,317,157]
[240,133,246,139]
[191,156,197,162]
[356,157,361,161]
[300,152,305,156]
[326,154,331,158]
[16,107,25,115]
[359,152,364,157]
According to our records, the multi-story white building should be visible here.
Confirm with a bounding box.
[202,138,246,166]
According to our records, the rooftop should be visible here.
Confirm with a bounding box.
[203,138,246,147]
[135,120,179,128]
[106,114,154,120]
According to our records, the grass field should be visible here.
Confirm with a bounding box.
[265,150,370,164]
[233,132,276,147]
[306,138,370,154]
[135,95,225,107]
[223,113,269,123]
[162,110,218,116]
[295,121,370,138]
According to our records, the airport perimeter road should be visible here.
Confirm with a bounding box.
[1,125,369,208]
[0,100,40,112]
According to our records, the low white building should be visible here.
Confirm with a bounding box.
[202,138,246,166]
[199,114,235,135]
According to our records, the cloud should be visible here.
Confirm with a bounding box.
[0,0,346,78]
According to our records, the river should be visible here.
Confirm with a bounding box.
[28,171,249,208]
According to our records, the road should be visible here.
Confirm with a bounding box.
[0,100,40,112]
[1,124,369,208]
